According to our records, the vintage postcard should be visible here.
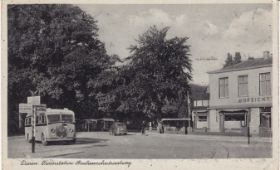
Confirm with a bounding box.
[1,0,279,170]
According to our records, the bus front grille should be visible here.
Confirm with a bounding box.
[56,125,67,137]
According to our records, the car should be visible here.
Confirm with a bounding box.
[109,122,127,136]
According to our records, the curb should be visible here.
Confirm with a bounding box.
[145,132,272,143]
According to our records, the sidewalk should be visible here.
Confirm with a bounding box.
[145,130,272,143]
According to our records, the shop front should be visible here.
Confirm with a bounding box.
[218,110,248,135]
[209,105,272,136]
[193,111,208,132]
[259,107,272,137]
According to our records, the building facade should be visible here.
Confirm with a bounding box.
[208,53,272,136]
[190,85,210,132]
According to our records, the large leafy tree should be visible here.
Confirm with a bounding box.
[8,5,114,134]
[113,26,192,121]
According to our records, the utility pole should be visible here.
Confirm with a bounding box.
[32,105,36,153]
[247,111,250,144]
[248,125,250,144]
[186,91,192,134]
[19,96,45,153]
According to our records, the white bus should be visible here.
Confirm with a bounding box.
[24,108,76,145]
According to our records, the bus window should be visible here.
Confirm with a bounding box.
[47,115,60,124]
[25,117,31,126]
[62,114,73,123]
[25,118,28,126]
[41,115,46,124]
[36,116,39,124]
[37,115,46,124]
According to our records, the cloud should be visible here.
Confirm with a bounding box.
[201,20,219,36]
[127,8,177,37]
[78,5,272,85]
[223,8,272,44]
[126,9,220,40]
[127,9,172,29]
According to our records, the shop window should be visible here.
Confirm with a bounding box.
[224,113,246,127]
[193,100,197,107]
[198,116,207,122]
[202,100,209,106]
[260,107,271,128]
[260,73,271,96]
[224,114,245,121]
[219,77,228,98]
[196,100,202,106]
[238,75,248,97]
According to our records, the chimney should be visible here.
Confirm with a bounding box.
[263,51,270,59]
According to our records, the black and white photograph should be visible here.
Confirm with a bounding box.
[2,1,279,170]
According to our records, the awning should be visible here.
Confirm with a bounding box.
[219,109,248,113]
[161,118,191,122]
[194,112,208,116]
[220,110,247,116]
[193,110,208,113]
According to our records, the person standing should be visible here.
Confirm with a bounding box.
[141,120,146,135]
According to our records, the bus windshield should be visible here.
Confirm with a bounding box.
[47,114,74,124]
[47,115,60,124]
[62,114,73,123]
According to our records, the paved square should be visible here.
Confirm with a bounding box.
[8,132,272,159]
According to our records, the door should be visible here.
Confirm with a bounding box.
[219,113,224,133]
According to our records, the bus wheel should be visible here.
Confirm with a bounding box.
[41,134,48,146]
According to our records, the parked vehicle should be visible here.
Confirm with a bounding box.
[109,122,127,136]
[25,108,76,145]
[159,118,191,134]
[97,118,115,131]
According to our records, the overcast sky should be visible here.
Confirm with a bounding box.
[78,4,272,85]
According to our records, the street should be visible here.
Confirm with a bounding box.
[8,132,272,159]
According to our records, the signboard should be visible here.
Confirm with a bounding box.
[19,103,33,114]
[35,104,47,115]
[19,96,46,153]
[238,96,272,103]
[28,96,41,105]
[19,103,46,114]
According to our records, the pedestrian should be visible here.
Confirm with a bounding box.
[141,120,146,135]
[158,122,164,134]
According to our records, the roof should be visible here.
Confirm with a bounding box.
[208,57,272,74]
[99,118,115,121]
[83,119,98,122]
[45,108,74,115]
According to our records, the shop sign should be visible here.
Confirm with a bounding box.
[27,96,41,105]
[238,96,272,103]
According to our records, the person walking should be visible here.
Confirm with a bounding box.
[141,120,146,135]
